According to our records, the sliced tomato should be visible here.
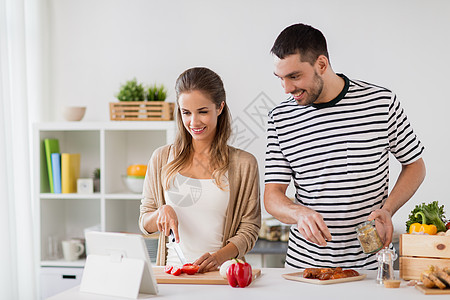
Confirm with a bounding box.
[171,266,182,276]
[181,263,200,275]
[164,265,173,274]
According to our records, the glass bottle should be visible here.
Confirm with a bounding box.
[376,247,398,284]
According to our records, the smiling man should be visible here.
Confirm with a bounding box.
[264,23,426,269]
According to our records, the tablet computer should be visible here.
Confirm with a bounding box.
[81,231,158,297]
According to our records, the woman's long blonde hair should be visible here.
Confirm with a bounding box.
[162,67,231,190]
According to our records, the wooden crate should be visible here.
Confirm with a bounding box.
[399,233,450,280]
[110,101,175,121]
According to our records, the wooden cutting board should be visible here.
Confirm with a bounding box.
[416,284,450,295]
[282,271,366,285]
[153,266,261,284]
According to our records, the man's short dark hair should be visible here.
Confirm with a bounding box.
[271,23,329,65]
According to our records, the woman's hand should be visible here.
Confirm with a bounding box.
[193,252,221,273]
[156,205,179,241]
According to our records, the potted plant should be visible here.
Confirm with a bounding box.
[112,78,145,119]
[92,168,100,193]
[146,84,167,101]
[116,78,145,102]
[110,79,174,121]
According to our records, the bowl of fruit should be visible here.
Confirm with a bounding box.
[122,164,147,193]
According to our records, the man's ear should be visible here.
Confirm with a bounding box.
[315,55,329,74]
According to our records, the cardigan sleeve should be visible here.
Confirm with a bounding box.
[226,150,261,258]
[138,146,167,235]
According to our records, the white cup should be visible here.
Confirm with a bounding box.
[62,240,85,261]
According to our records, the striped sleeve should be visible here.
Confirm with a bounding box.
[264,111,292,184]
[387,94,424,164]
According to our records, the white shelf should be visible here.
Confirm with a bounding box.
[39,193,143,200]
[41,259,86,268]
[35,120,176,131]
[40,193,101,200]
[34,121,175,297]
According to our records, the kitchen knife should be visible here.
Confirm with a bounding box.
[169,230,187,265]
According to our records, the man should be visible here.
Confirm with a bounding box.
[264,23,425,269]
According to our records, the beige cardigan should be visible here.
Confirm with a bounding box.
[139,144,261,266]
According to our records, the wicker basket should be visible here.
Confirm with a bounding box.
[110,101,175,121]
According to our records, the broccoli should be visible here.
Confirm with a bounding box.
[405,201,447,233]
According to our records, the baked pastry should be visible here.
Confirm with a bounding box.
[420,266,450,289]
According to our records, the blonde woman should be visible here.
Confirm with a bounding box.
[139,67,261,273]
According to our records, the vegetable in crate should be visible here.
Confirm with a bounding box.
[405,201,447,233]
[409,211,437,235]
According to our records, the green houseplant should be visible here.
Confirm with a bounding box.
[92,168,100,192]
[110,79,174,121]
[146,84,167,101]
[116,78,145,102]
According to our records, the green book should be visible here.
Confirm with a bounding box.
[44,139,60,193]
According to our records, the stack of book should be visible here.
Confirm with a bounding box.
[44,138,81,193]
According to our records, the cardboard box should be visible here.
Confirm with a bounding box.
[399,233,450,280]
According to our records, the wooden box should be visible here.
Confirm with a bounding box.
[110,101,175,121]
[399,233,450,280]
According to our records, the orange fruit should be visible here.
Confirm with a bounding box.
[127,164,147,177]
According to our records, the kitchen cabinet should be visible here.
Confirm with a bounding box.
[247,239,287,268]
[33,121,175,299]
[40,267,84,300]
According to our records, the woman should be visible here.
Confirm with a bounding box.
[139,67,261,273]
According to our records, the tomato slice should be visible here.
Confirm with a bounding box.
[164,265,173,274]
[171,266,182,276]
[182,263,200,275]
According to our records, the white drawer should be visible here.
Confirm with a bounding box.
[40,267,83,299]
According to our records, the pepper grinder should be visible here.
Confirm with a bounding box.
[376,247,398,284]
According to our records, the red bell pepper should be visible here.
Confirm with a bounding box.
[226,259,252,288]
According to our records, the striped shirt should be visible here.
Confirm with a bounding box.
[265,74,424,269]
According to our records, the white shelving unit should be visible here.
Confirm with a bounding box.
[33,121,175,298]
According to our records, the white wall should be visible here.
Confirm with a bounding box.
[47,0,450,232]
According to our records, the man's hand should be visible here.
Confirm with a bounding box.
[368,208,393,247]
[296,206,332,246]
[264,183,332,246]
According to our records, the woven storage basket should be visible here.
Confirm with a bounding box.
[110,101,175,121]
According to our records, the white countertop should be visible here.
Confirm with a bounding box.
[48,268,445,300]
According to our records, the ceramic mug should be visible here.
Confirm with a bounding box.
[62,239,85,261]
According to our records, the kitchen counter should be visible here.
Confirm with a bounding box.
[48,268,447,300]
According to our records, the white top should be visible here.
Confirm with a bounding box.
[165,173,229,266]
[265,74,424,269]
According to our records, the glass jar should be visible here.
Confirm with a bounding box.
[280,225,290,242]
[355,220,383,254]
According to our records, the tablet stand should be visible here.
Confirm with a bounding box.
[80,253,147,299]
